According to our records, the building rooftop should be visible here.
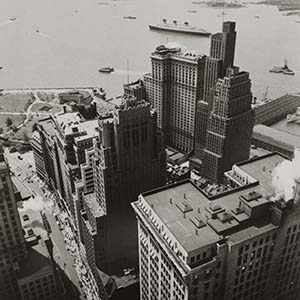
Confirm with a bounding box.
[138,153,284,254]
[253,124,300,151]
[84,192,104,218]
[17,237,52,279]
[74,119,99,143]
[18,197,49,240]
[236,152,286,193]
[38,117,57,137]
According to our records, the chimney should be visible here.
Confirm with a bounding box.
[294,177,300,204]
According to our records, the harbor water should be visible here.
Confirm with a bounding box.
[0,0,300,99]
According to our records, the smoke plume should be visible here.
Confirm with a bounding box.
[271,149,300,201]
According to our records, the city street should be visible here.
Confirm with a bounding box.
[4,149,100,300]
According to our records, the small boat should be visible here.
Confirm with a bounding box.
[99,67,114,73]
[36,29,40,33]
[188,10,197,13]
[10,17,16,22]
[0,66,3,70]
[123,16,137,19]
[255,15,260,18]
[270,59,295,76]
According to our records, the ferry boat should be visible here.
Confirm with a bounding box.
[270,59,295,76]
[149,19,210,36]
[98,67,114,73]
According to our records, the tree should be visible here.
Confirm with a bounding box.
[6,117,13,127]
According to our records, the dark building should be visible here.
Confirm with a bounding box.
[194,21,237,158]
[202,67,255,183]
[144,45,206,154]
[92,96,166,275]
[0,151,28,300]
[0,149,67,300]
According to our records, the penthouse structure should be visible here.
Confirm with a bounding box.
[144,45,206,154]
[194,21,237,158]
[132,152,300,300]
[202,67,255,184]
[92,96,166,275]
[252,124,300,160]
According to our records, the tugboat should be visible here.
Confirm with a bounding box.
[123,16,137,20]
[269,59,295,76]
[98,67,114,73]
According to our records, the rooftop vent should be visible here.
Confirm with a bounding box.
[218,211,233,223]
[176,202,193,214]
[190,216,206,229]
[27,229,34,236]
[241,190,262,202]
[22,215,29,221]
[210,204,222,212]
[232,207,244,215]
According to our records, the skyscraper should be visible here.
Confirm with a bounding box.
[202,67,255,183]
[0,150,27,300]
[92,96,166,275]
[144,45,206,154]
[132,152,300,300]
[0,149,65,300]
[194,22,237,158]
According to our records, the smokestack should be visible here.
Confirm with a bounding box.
[294,177,300,204]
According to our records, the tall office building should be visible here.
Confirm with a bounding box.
[92,96,166,275]
[202,67,255,183]
[132,152,300,300]
[144,45,206,154]
[0,150,28,300]
[194,21,236,158]
[0,149,65,300]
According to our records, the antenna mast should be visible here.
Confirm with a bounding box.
[126,59,130,84]
[222,0,225,25]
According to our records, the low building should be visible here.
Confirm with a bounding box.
[252,124,300,159]
[58,90,92,105]
[253,94,300,125]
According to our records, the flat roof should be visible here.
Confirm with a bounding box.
[17,238,52,279]
[253,124,300,150]
[84,192,104,218]
[142,179,273,253]
[38,117,57,137]
[236,153,286,193]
